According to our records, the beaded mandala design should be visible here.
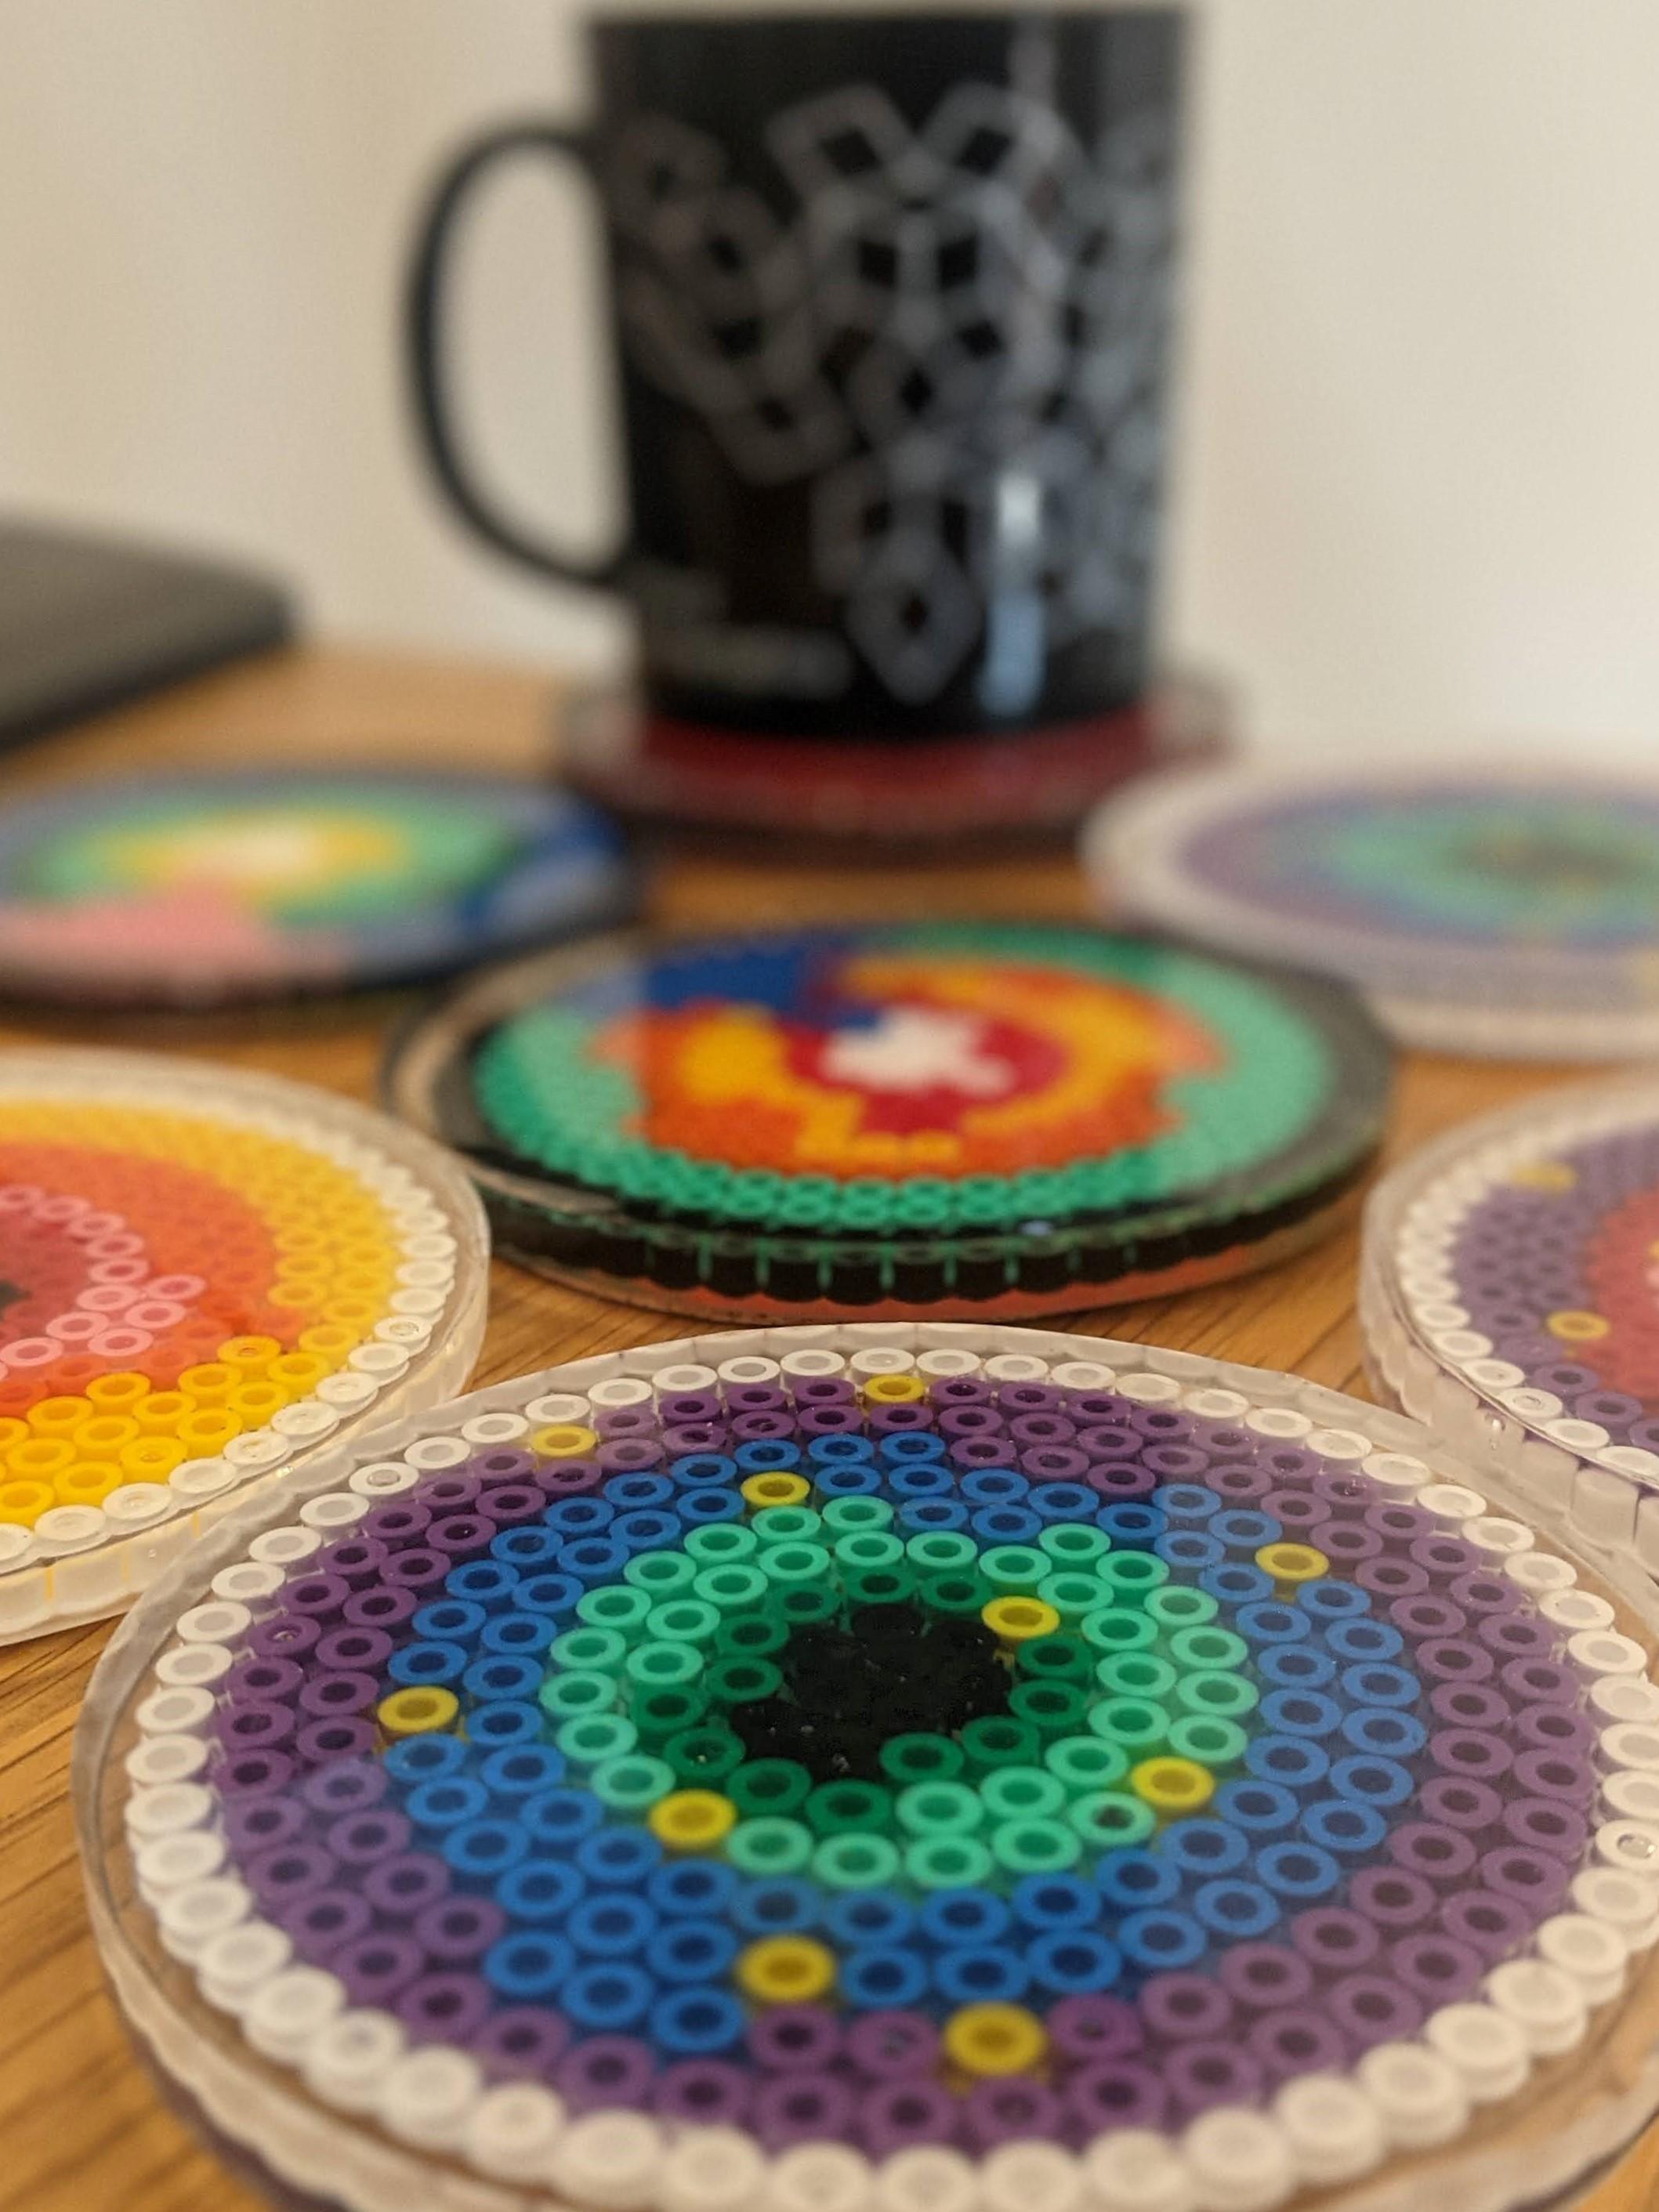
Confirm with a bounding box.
[0,771,628,1002]
[0,1052,483,1636]
[96,1328,1659,2212]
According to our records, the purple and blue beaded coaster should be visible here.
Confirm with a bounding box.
[1087,761,1659,1058]
[1364,1077,1659,1583]
[79,1325,1659,2212]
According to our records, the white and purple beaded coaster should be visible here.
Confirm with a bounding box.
[1364,1076,1659,1584]
[1086,760,1659,1057]
[78,1325,1659,2212]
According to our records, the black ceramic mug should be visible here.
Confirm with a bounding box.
[408,7,1186,741]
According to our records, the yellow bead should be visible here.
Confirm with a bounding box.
[0,1480,56,1526]
[121,1438,186,1482]
[1256,1543,1329,1589]
[5,1438,74,1481]
[378,1687,461,1740]
[982,1595,1061,1645]
[176,1409,241,1455]
[741,1472,811,1511]
[229,1382,287,1425]
[55,1461,122,1508]
[735,1935,836,2004]
[943,2004,1047,2077]
[1508,1160,1576,1191]
[1130,1756,1215,1816]
[219,1335,282,1378]
[648,1790,738,1852]
[532,1424,601,1460]
[1547,1310,1610,1343]
[77,1417,136,1457]
[26,1396,94,1440]
[178,1364,236,1406]
[863,1373,926,1404]
[133,1392,192,1435]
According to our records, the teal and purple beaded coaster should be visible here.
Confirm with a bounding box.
[1088,761,1659,1058]
[81,1325,1659,2212]
[384,924,1390,1319]
[1364,1075,1659,1581]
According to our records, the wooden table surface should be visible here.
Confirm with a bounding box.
[2,644,1654,2212]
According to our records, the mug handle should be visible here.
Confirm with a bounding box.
[406,121,627,588]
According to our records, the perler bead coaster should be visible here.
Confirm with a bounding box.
[78,1323,1659,2212]
[0,769,634,1006]
[1361,1074,1659,1586]
[1085,760,1659,1058]
[383,923,1390,1320]
[0,1048,487,1641]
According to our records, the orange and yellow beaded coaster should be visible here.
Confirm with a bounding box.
[0,1048,487,1641]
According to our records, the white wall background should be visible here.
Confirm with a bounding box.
[3,0,1659,753]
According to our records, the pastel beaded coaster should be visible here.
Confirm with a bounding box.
[80,1324,1659,2212]
[1086,761,1659,1057]
[1362,1075,1659,1584]
[0,769,633,1006]
[384,924,1390,1319]
[0,1048,487,1640]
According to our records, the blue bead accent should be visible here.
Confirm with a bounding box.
[672,1453,739,1487]
[1097,1504,1165,1550]
[1338,1662,1418,1711]
[442,1818,531,1881]
[612,1509,683,1553]
[1212,1779,1299,1837]
[647,1920,740,1985]
[452,1557,525,1597]
[734,1442,802,1473]
[568,1891,657,1957]
[387,1639,469,1689]
[959,1469,1029,1506]
[483,1930,574,2000]
[679,1487,744,1525]
[495,1858,585,1923]
[1259,1689,1343,1740]
[1096,1850,1183,1912]
[544,1497,614,1537]
[384,1734,469,1786]
[1256,1841,1342,1901]
[918,1888,1012,1949]
[480,1743,566,1799]
[563,1961,654,2031]
[1212,1509,1281,1555]
[650,1987,745,2054]
[462,1653,543,1703]
[806,1435,876,1466]
[1117,1909,1207,1972]
[1026,1928,1121,1994]
[1156,1530,1224,1573]
[1010,1873,1099,1933]
[1257,1645,1337,1692]
[484,1531,560,1573]
[512,1571,582,1618]
[1236,1602,1309,1646]
[826,1889,915,1950]
[605,1474,675,1511]
[1301,1797,1388,1858]
[648,1860,741,1920]
[1328,1754,1414,1809]
[522,1787,605,1847]
[730,1878,823,1938]
[1201,1562,1274,1609]
[842,1946,929,2009]
[576,1828,664,1887]
[878,1432,948,1465]
[933,1945,1030,2004]
[898,1499,971,1534]
[969,1505,1043,1546]
[1157,1485,1219,1529]
[1339,1707,1428,1759]
[1299,1581,1371,1623]
[813,1464,882,1498]
[887,1464,956,1503]
[405,1776,490,1832]
[1162,1819,1248,1879]
[1243,1736,1331,1794]
[1192,1878,1278,1939]
[411,1599,487,1644]
[1324,1618,1405,1662]
[478,1610,558,1658]
[1025,1483,1099,1525]
[559,1537,632,1584]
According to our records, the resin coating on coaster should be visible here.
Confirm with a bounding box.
[0,770,632,1005]
[1365,1077,1659,1575]
[1090,762,1659,1057]
[387,925,1389,1318]
[82,1324,1659,2212]
[0,1048,486,1639]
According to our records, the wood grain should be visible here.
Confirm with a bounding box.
[0,646,1647,2211]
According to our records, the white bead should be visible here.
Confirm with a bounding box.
[716,1356,783,1387]
[1534,1913,1628,2003]
[1541,1589,1615,1635]
[347,1461,420,1499]
[1180,2109,1293,2211]
[781,1349,847,1381]
[133,1827,226,1897]
[124,1733,208,1787]
[980,2142,1081,2212]
[549,2111,665,2210]
[1591,1677,1659,1726]
[377,2045,484,2149]
[1353,2042,1468,2147]
[1600,1721,1659,1775]
[248,1524,324,1566]
[585,1378,653,1410]
[1081,2131,1197,2212]
[210,1560,287,1604]
[916,1349,985,1380]
[1423,2003,1530,2099]
[1505,1551,1578,1597]
[1485,1959,1589,2053]
[243,1965,346,2061]
[1116,1372,1182,1406]
[1303,1428,1373,1462]
[300,2009,407,2112]
[401,1434,471,1472]
[876,2147,981,2212]
[152,1641,234,1688]
[198,1919,293,2011]
[849,1348,917,1380]
[157,1881,251,1969]
[1571,1868,1659,1950]
[299,1491,367,1530]
[174,1599,251,1645]
[463,2082,568,2183]
[654,1364,721,1396]
[135,1685,216,1736]
[1462,1517,1534,1559]
[1568,1630,1648,1682]
[657,2127,764,2212]
[462,1410,531,1444]
[1052,1361,1120,1394]
[1417,1483,1487,1525]
[1360,1453,1432,1494]
[1594,1818,1659,1876]
[1271,2073,1385,2185]
[124,1780,214,1838]
[1603,1770,1659,1825]
[981,1354,1052,1385]
[768,2144,875,2212]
